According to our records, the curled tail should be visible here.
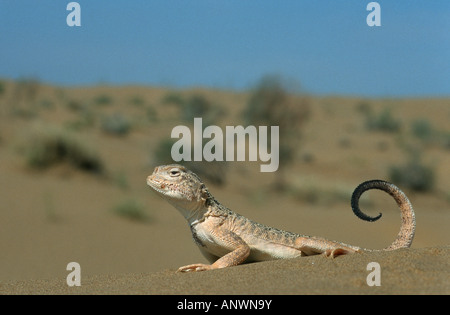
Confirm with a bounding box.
[351,180,416,251]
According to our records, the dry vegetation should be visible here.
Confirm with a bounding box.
[0,77,449,281]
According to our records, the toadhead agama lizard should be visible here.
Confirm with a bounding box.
[147,164,415,272]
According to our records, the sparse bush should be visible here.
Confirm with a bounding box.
[161,91,184,105]
[153,138,177,165]
[411,119,433,141]
[39,99,54,110]
[9,78,41,118]
[113,170,129,190]
[181,94,224,125]
[364,107,401,132]
[356,101,372,115]
[181,95,211,121]
[112,199,149,222]
[66,100,85,112]
[19,124,103,174]
[129,95,145,107]
[65,108,96,131]
[389,155,435,192]
[94,94,113,106]
[410,118,450,150]
[146,106,158,122]
[0,80,5,96]
[288,180,355,206]
[101,113,131,136]
[243,75,310,189]
[161,92,224,125]
[11,107,37,119]
[185,161,227,186]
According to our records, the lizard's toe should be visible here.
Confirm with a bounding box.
[177,263,212,272]
[324,248,356,258]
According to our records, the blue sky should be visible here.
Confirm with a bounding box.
[0,1,449,97]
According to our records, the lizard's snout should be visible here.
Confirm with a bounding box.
[146,175,154,186]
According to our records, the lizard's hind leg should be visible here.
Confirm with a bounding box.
[295,236,360,258]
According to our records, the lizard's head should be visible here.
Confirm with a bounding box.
[146,164,209,211]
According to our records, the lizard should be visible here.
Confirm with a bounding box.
[146,164,416,272]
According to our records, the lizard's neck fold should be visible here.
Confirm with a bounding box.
[164,185,218,226]
[172,202,208,226]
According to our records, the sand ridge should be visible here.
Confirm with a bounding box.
[2,247,448,295]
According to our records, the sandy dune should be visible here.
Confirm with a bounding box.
[2,247,448,295]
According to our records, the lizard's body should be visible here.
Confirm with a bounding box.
[147,164,415,272]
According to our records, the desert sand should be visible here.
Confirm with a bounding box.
[2,246,448,294]
[0,79,449,294]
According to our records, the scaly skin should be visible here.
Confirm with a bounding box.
[146,164,416,272]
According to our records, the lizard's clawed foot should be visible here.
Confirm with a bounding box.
[177,263,213,272]
[324,248,354,258]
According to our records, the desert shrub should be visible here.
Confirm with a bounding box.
[65,108,96,131]
[161,91,184,105]
[185,161,227,186]
[0,80,5,96]
[11,107,37,119]
[20,124,103,174]
[181,94,223,125]
[356,101,372,115]
[245,76,288,124]
[129,95,145,107]
[153,138,177,165]
[112,170,129,190]
[294,184,353,205]
[8,78,42,119]
[66,100,85,112]
[192,96,225,125]
[410,119,450,150]
[243,75,310,189]
[112,199,149,222]
[94,94,113,106]
[101,113,131,136]
[146,106,158,122]
[364,107,401,132]
[411,119,433,141]
[181,95,211,121]
[38,99,54,110]
[161,92,224,125]
[389,155,435,192]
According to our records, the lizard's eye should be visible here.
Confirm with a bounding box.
[169,168,181,177]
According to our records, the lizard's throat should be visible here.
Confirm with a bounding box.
[170,200,207,225]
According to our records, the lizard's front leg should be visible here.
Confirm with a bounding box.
[178,229,250,272]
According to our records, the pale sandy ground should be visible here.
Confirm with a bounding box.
[0,81,449,295]
[2,246,448,294]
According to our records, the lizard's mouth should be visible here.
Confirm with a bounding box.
[146,176,192,201]
[146,176,166,192]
